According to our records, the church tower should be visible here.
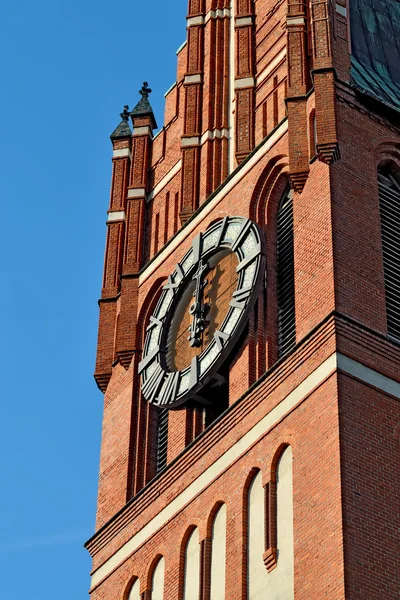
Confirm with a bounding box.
[86,1,400,598]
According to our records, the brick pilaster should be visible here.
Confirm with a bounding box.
[286,0,311,192]
[311,0,341,164]
[180,1,205,222]
[95,111,131,391]
[234,0,255,164]
[116,113,154,368]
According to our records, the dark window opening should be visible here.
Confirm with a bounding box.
[378,168,400,342]
[277,186,296,358]
[156,407,169,474]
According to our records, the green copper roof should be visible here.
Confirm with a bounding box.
[350,0,400,110]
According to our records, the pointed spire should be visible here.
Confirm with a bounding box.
[110,105,132,141]
[130,82,157,129]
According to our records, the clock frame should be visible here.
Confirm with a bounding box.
[138,216,266,409]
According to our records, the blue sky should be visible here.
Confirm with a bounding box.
[0,1,187,597]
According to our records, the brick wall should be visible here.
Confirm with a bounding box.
[89,0,400,598]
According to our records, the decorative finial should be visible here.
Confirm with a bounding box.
[120,105,130,121]
[140,82,152,97]
[110,104,132,141]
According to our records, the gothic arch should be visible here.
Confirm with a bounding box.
[269,442,292,483]
[123,576,141,600]
[249,155,289,226]
[204,499,229,537]
[146,554,165,598]
[179,525,201,600]
[208,503,227,600]
[137,276,168,350]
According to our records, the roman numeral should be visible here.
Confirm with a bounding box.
[155,371,180,407]
[164,274,180,294]
[192,233,203,264]
[189,356,199,389]
[175,262,185,282]
[138,345,160,374]
[230,287,252,309]
[236,247,261,272]
[231,219,253,252]
[216,216,229,247]
[214,329,229,351]
[146,315,163,332]
[142,363,165,403]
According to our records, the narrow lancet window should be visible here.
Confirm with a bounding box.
[128,579,140,600]
[210,504,227,599]
[156,408,168,474]
[378,168,400,342]
[277,186,296,357]
[183,528,200,600]
[151,557,165,600]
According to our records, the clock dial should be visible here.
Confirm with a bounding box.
[139,217,266,409]
[167,249,239,372]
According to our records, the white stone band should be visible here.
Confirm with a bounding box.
[235,16,252,27]
[134,126,152,137]
[107,211,125,222]
[90,350,400,589]
[127,188,146,199]
[113,148,131,159]
[184,74,202,85]
[187,15,204,27]
[187,8,231,27]
[200,129,230,144]
[181,136,200,147]
[286,16,306,26]
[234,77,255,89]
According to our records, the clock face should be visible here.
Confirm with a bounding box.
[139,216,266,409]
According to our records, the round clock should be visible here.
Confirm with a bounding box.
[139,216,266,408]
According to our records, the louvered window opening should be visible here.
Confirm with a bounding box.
[156,408,169,474]
[378,169,400,343]
[277,187,296,358]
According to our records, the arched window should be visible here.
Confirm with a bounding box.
[277,186,296,357]
[183,528,201,600]
[210,504,227,599]
[247,471,267,599]
[378,167,400,341]
[127,579,140,600]
[247,448,294,599]
[151,557,165,600]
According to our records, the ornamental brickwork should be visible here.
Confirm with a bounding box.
[87,1,400,599]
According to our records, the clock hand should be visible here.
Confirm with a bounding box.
[188,258,209,347]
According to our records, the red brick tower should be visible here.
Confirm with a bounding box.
[86,1,400,599]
